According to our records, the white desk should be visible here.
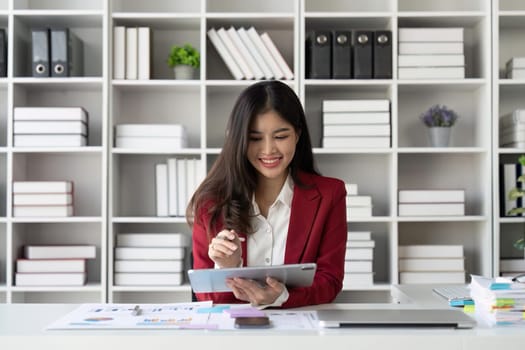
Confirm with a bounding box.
[1,290,524,350]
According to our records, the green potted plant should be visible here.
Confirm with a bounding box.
[506,154,525,257]
[419,104,459,147]
[167,43,200,80]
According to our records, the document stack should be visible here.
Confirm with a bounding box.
[499,161,525,216]
[15,244,96,286]
[343,231,375,287]
[207,26,293,80]
[115,124,187,149]
[398,189,465,216]
[156,158,205,217]
[12,181,74,217]
[13,107,88,147]
[499,109,525,148]
[506,57,525,79]
[345,183,372,218]
[113,26,150,80]
[322,99,391,148]
[398,27,465,79]
[31,28,83,77]
[399,245,466,284]
[114,233,188,286]
[470,274,525,326]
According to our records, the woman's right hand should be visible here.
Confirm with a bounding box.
[208,229,244,268]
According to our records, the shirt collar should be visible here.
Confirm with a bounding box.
[251,174,295,214]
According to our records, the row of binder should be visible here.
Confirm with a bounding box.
[31,27,84,77]
[0,29,6,77]
[306,30,392,79]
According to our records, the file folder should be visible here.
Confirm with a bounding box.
[31,28,50,77]
[0,28,6,77]
[306,30,331,79]
[332,30,351,79]
[353,30,373,79]
[51,28,84,77]
[373,30,392,79]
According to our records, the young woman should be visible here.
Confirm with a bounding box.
[187,80,347,308]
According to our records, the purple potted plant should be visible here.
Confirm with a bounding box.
[420,104,459,147]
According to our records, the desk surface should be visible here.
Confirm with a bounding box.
[1,287,524,350]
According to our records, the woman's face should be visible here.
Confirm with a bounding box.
[247,110,299,182]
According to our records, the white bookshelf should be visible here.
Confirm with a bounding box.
[492,0,525,278]
[0,0,503,304]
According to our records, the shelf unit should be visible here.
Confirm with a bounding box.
[492,0,525,278]
[0,0,501,304]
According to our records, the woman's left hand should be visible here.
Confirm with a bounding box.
[225,276,284,306]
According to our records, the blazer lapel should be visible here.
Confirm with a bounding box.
[284,176,320,264]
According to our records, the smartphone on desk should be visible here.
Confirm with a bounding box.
[234,316,271,329]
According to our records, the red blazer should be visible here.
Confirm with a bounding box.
[191,172,347,308]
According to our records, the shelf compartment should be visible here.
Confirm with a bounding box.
[498,15,525,79]
[0,153,5,216]
[12,15,103,77]
[499,0,525,12]
[207,0,296,14]
[398,0,489,12]
[12,152,103,217]
[112,0,201,14]
[304,0,392,13]
[0,85,7,146]
[0,223,5,286]
[14,0,103,11]
[499,222,525,259]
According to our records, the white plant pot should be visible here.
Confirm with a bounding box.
[427,127,452,147]
[173,65,195,80]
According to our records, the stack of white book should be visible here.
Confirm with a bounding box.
[506,57,525,79]
[13,107,88,147]
[399,245,466,284]
[345,183,373,218]
[115,124,187,149]
[13,181,74,217]
[113,26,150,80]
[398,189,465,216]
[322,99,391,149]
[343,231,375,287]
[207,26,293,80]
[114,233,188,286]
[156,158,205,217]
[398,27,465,79]
[15,245,96,286]
[499,259,525,278]
[499,109,525,147]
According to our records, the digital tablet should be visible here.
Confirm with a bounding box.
[187,263,317,292]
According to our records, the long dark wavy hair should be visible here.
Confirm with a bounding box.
[186,80,319,236]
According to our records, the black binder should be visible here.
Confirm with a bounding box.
[373,30,392,79]
[332,30,351,79]
[353,30,373,79]
[31,28,50,77]
[306,30,331,79]
[51,28,84,77]
[0,28,6,77]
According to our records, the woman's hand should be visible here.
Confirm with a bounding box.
[208,229,244,268]
[226,276,285,306]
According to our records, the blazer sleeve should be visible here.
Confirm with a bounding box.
[282,178,347,308]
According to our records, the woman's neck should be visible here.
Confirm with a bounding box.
[255,172,288,216]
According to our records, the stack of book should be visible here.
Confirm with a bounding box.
[398,27,465,79]
[115,124,187,149]
[155,158,205,217]
[13,107,88,147]
[15,245,96,286]
[322,99,391,148]
[506,57,525,79]
[207,26,293,80]
[499,259,525,278]
[113,26,150,80]
[398,189,465,216]
[13,181,74,217]
[343,231,375,287]
[499,162,525,216]
[114,233,188,286]
[499,109,525,148]
[470,274,525,326]
[398,245,466,284]
[346,183,372,218]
